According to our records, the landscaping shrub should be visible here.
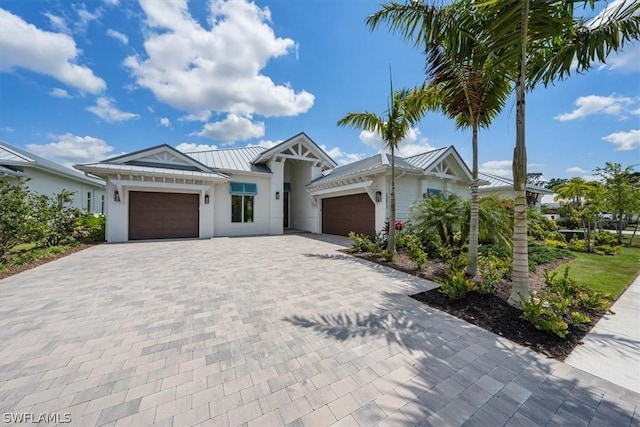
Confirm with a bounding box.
[528,209,560,241]
[73,213,105,243]
[544,239,568,249]
[528,244,573,272]
[568,237,587,252]
[0,179,34,258]
[30,190,81,247]
[476,254,508,294]
[593,230,617,247]
[521,268,610,338]
[478,243,512,261]
[348,232,381,253]
[437,269,474,300]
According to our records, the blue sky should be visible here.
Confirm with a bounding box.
[1,0,638,181]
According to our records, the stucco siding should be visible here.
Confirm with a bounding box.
[213,174,271,237]
[23,167,105,214]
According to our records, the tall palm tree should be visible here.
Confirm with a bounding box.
[370,0,640,306]
[337,85,430,255]
[466,0,640,306]
[368,2,512,275]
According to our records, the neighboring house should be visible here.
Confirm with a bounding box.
[478,172,553,208]
[1,141,106,213]
[76,133,474,242]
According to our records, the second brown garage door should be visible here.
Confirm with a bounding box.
[129,191,199,240]
[322,193,375,237]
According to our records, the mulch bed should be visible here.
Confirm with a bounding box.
[0,244,97,280]
[346,249,606,361]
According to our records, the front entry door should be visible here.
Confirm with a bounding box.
[283,191,289,228]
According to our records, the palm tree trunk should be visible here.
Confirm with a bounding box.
[466,124,479,276]
[508,0,530,308]
[388,144,396,255]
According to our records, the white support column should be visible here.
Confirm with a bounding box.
[269,159,284,235]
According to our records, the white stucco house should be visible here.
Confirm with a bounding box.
[75,133,476,242]
[1,140,106,213]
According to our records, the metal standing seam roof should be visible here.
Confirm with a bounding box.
[1,140,105,187]
[478,172,553,193]
[309,153,421,186]
[402,147,449,169]
[75,163,229,180]
[185,146,271,174]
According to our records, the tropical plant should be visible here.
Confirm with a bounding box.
[469,0,640,306]
[461,196,513,247]
[30,190,81,247]
[338,85,430,256]
[367,0,511,277]
[409,193,465,248]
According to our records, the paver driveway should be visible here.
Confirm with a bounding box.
[1,235,638,426]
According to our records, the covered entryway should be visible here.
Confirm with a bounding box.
[322,193,375,236]
[129,191,199,240]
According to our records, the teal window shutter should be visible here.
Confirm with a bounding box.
[230,182,257,195]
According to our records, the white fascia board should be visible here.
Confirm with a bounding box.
[307,180,373,196]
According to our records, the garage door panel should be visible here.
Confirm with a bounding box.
[129,191,199,240]
[322,193,375,237]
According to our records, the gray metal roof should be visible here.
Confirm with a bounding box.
[403,147,449,169]
[478,172,553,194]
[0,140,104,187]
[185,146,271,174]
[75,163,229,180]
[309,153,421,186]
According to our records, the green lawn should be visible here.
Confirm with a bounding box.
[554,246,640,299]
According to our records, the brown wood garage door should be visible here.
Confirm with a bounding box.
[129,191,199,240]
[322,193,375,237]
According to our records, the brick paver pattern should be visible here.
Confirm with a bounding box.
[1,235,639,426]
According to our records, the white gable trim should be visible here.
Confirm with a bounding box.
[254,133,337,169]
[107,145,213,173]
[423,147,472,182]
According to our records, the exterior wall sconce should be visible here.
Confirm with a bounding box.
[204,194,210,204]
[114,190,120,202]
[375,191,382,203]
[275,191,280,200]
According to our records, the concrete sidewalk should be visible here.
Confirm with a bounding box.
[565,274,640,393]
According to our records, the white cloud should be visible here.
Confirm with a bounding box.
[179,111,212,122]
[247,140,281,149]
[1,127,15,133]
[567,166,588,174]
[44,12,70,34]
[106,29,128,45]
[124,0,313,119]
[193,113,264,143]
[603,129,640,151]
[87,97,139,122]
[319,144,364,166]
[604,44,640,73]
[555,95,634,121]
[49,87,72,98]
[159,117,170,127]
[359,127,435,157]
[480,160,512,177]
[26,133,114,167]
[175,142,218,152]
[104,0,119,5]
[76,5,101,31]
[0,9,106,93]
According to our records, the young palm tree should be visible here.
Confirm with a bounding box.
[337,85,430,255]
[368,2,512,275]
